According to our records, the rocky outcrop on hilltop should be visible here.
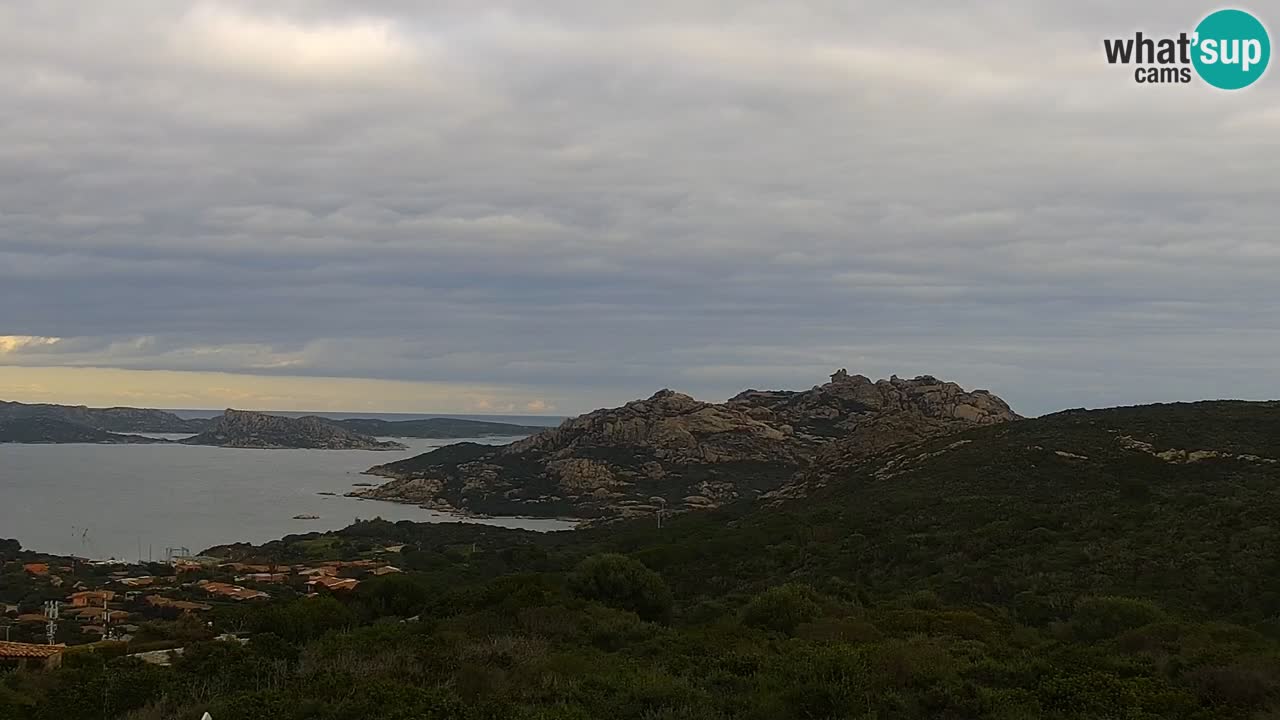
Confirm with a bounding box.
[762,371,1019,501]
[180,410,407,450]
[507,389,801,464]
[730,370,1016,439]
[354,370,1020,520]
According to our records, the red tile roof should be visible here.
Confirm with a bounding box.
[308,576,359,591]
[74,608,130,621]
[68,590,115,600]
[145,596,212,612]
[196,582,269,601]
[239,573,288,583]
[0,641,65,659]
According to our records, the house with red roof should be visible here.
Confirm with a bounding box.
[0,641,64,670]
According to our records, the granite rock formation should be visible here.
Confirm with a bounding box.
[354,370,1020,520]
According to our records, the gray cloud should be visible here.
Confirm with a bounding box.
[2,1,1279,415]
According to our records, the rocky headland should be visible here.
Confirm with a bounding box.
[353,370,1019,520]
[180,410,408,450]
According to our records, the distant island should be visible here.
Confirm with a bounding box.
[179,410,409,450]
[0,400,548,447]
[0,418,170,445]
[0,400,205,433]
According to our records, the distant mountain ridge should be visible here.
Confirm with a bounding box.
[0,417,170,445]
[354,370,1019,519]
[0,400,206,433]
[179,410,409,450]
[0,401,548,445]
[331,417,546,439]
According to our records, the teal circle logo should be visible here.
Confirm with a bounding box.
[1192,9,1270,89]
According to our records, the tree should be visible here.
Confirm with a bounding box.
[250,596,356,643]
[0,539,20,562]
[355,573,433,618]
[741,583,822,634]
[569,554,673,623]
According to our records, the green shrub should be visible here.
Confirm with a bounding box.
[569,554,673,623]
[1012,591,1061,627]
[1070,596,1166,641]
[1182,662,1278,707]
[741,584,822,634]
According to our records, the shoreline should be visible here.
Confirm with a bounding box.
[346,489,584,527]
[9,498,580,564]
[1,435,565,561]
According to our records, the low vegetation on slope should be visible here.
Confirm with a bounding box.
[591,401,1280,623]
[3,401,1279,719]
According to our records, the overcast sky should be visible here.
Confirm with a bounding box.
[2,1,1278,416]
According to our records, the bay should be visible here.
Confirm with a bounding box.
[0,436,574,560]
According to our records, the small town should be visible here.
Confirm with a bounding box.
[1,541,406,670]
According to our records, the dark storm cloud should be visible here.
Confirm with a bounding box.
[2,1,1279,414]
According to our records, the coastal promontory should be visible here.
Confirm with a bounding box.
[180,410,408,450]
[353,370,1020,519]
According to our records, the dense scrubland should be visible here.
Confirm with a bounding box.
[4,402,1280,719]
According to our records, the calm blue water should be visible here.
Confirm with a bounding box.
[0,436,575,561]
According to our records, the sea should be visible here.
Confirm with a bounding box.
[0,419,573,561]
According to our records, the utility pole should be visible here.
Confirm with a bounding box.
[650,496,668,529]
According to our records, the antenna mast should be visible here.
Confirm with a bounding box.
[44,600,59,645]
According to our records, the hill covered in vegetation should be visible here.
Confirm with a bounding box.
[3,400,1280,719]
[0,418,169,445]
[0,401,204,434]
[0,402,545,445]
